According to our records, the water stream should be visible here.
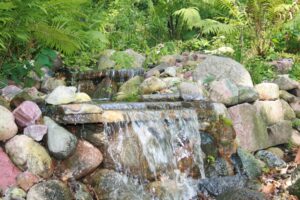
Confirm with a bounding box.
[100,109,205,199]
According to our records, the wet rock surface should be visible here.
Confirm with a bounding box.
[59,140,103,180]
[216,188,266,200]
[198,175,248,196]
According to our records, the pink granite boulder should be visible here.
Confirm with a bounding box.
[60,140,103,180]
[13,101,42,127]
[0,147,21,193]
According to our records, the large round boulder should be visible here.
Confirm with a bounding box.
[0,105,18,141]
[5,135,53,178]
[192,55,254,87]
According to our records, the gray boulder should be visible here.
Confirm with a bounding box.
[44,116,77,159]
[192,55,254,87]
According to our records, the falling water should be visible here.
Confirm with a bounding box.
[101,108,205,199]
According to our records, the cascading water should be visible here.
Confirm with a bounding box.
[100,108,205,199]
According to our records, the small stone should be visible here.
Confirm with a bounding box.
[273,74,299,90]
[266,147,284,159]
[209,79,239,106]
[0,106,18,141]
[41,77,66,93]
[290,98,300,118]
[254,100,284,125]
[161,66,176,77]
[59,104,103,115]
[115,76,143,101]
[237,86,258,103]
[3,187,26,200]
[267,121,293,146]
[255,150,286,168]
[60,140,103,180]
[13,101,42,128]
[75,93,91,103]
[16,171,40,191]
[27,180,72,200]
[10,87,45,108]
[162,77,181,88]
[24,125,48,141]
[0,147,21,193]
[279,90,296,103]
[140,77,167,94]
[69,181,93,200]
[101,111,124,123]
[77,80,96,96]
[270,58,294,74]
[44,117,77,160]
[255,83,279,100]
[1,85,22,101]
[280,99,296,120]
[5,135,53,178]
[237,148,262,179]
[179,82,205,101]
[45,86,77,105]
[291,130,300,146]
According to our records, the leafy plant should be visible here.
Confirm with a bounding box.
[111,52,134,69]
[245,57,277,84]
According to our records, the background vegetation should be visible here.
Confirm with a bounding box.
[1,0,300,86]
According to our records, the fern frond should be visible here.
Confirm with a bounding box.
[173,7,201,29]
[197,19,236,35]
[32,23,82,55]
[0,2,15,10]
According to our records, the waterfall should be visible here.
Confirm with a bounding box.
[102,108,205,199]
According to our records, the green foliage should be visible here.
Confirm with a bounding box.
[110,52,134,69]
[206,155,216,166]
[292,118,300,128]
[245,57,277,84]
[1,0,300,86]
